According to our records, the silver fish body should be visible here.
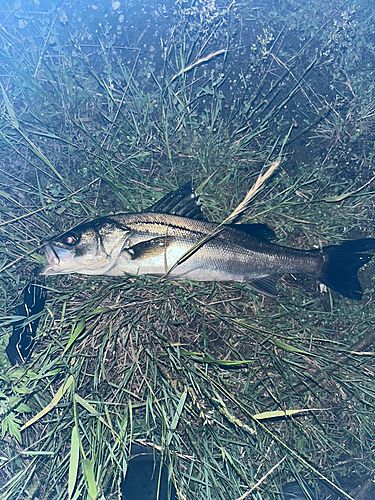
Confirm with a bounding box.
[42,184,375,300]
[96,213,322,282]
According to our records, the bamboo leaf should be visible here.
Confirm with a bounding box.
[68,426,80,499]
[21,375,75,431]
[82,459,97,500]
[64,320,87,354]
[181,350,253,367]
[170,49,226,84]
[74,394,100,416]
[0,83,19,129]
[252,408,321,420]
[167,389,188,445]
[63,308,111,355]
[271,338,311,354]
[74,394,120,439]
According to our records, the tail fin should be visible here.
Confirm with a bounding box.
[320,238,375,300]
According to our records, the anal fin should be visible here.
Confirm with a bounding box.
[249,276,278,297]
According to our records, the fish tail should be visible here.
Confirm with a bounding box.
[320,238,375,300]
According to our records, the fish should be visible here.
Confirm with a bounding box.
[42,183,375,300]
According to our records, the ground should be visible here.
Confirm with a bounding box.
[0,1,374,498]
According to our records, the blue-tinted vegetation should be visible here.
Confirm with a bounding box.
[0,1,374,498]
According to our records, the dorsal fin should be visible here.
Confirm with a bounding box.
[228,223,277,242]
[146,182,206,220]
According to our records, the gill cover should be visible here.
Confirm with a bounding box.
[42,218,130,275]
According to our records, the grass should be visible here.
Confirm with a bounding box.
[0,0,375,499]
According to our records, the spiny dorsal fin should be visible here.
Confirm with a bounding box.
[147,182,206,220]
[229,223,277,242]
[249,276,278,297]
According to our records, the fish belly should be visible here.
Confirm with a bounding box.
[105,239,266,281]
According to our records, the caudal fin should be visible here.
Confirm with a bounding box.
[320,238,375,300]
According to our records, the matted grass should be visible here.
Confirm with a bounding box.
[0,1,374,499]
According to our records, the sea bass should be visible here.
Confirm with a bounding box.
[42,183,375,300]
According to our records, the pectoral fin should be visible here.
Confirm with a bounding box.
[123,237,172,260]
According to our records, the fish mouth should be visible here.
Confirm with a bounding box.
[42,244,74,275]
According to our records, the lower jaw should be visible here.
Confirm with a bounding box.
[42,265,64,276]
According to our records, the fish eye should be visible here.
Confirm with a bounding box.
[61,233,79,246]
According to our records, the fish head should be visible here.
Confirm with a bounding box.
[42,217,129,276]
